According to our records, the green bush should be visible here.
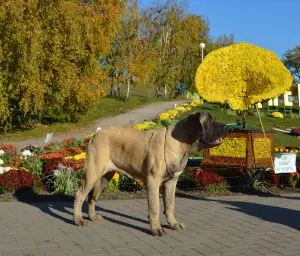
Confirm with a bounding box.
[205,181,229,193]
[22,157,43,177]
[46,166,83,195]
[244,169,271,193]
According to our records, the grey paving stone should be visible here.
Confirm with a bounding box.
[134,246,160,256]
[1,249,21,256]
[244,251,264,256]
[1,194,300,256]
[158,248,196,255]
[0,235,15,244]
[193,246,222,256]
[21,247,44,256]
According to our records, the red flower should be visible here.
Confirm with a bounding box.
[193,169,227,188]
[6,156,24,168]
[0,144,17,155]
[61,138,76,146]
[0,169,42,192]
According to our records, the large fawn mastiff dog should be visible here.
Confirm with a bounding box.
[74,111,228,236]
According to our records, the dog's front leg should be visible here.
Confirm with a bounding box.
[147,177,167,236]
[163,178,185,230]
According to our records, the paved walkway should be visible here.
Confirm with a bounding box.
[0,100,188,152]
[1,194,300,256]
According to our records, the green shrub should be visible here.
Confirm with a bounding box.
[22,157,43,177]
[46,165,83,195]
[205,181,229,193]
[244,169,270,193]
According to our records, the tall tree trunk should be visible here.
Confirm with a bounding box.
[154,84,158,97]
[113,84,117,96]
[126,79,130,99]
[117,83,121,96]
[110,77,114,96]
[164,84,167,98]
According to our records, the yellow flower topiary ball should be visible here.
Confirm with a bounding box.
[271,112,284,119]
[195,43,293,111]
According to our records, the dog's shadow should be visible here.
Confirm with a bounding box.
[14,190,154,235]
[176,192,300,231]
[15,189,300,235]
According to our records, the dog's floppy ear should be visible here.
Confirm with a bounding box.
[182,112,205,138]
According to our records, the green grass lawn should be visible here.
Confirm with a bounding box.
[179,102,300,147]
[0,95,172,142]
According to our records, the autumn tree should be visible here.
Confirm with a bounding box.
[212,34,235,50]
[105,0,155,99]
[0,0,123,132]
[141,0,226,97]
[173,14,210,93]
[141,0,186,97]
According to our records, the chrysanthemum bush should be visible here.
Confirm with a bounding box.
[133,100,200,130]
[195,43,293,111]
[192,168,229,193]
[291,128,300,136]
[289,172,300,188]
[271,112,284,119]
[0,168,42,193]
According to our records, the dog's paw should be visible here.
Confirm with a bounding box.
[152,228,167,237]
[89,214,103,222]
[74,219,88,227]
[170,222,185,230]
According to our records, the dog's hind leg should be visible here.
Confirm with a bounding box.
[74,163,103,227]
[163,178,185,230]
[88,172,115,222]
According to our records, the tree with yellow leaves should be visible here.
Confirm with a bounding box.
[0,0,123,132]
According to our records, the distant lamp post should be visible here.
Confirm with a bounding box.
[200,42,206,62]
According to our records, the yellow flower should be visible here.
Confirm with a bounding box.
[271,112,284,119]
[253,138,271,159]
[190,99,202,107]
[209,138,247,158]
[19,167,30,172]
[133,124,148,130]
[112,172,119,181]
[180,104,189,107]
[174,106,186,112]
[74,152,86,160]
[143,121,156,126]
[65,152,86,160]
[87,132,95,139]
[167,109,178,118]
[159,112,171,121]
[195,43,293,111]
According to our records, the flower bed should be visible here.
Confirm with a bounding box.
[0,100,202,196]
[1,98,299,198]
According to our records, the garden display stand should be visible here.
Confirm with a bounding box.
[202,130,275,170]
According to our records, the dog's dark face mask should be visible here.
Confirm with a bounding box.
[182,111,228,148]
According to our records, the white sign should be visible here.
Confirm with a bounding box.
[45,132,53,144]
[274,153,297,173]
